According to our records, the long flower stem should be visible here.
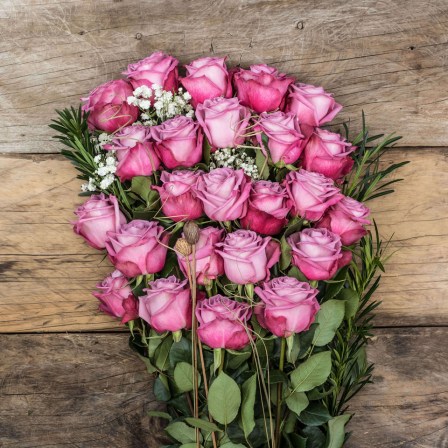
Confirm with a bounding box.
[275,338,286,448]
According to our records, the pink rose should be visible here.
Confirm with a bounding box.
[105,220,169,277]
[285,169,343,221]
[286,83,342,126]
[216,230,281,285]
[139,276,191,333]
[151,116,203,169]
[105,125,160,181]
[255,111,305,165]
[73,193,126,250]
[288,228,352,281]
[254,277,319,337]
[93,270,138,324]
[152,170,204,222]
[240,181,291,235]
[196,97,251,149]
[196,295,252,349]
[233,64,294,113]
[196,168,251,221]
[123,51,178,92]
[317,196,371,245]
[177,226,225,285]
[181,56,232,108]
[303,129,355,180]
[81,79,138,132]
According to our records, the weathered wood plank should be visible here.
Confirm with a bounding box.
[1,329,446,447]
[1,0,448,151]
[0,149,447,332]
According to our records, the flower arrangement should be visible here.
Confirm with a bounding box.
[51,51,407,448]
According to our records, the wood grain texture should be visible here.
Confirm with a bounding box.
[1,329,446,447]
[1,0,448,152]
[1,148,447,332]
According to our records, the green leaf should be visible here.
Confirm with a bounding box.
[285,390,309,416]
[298,402,332,426]
[288,266,308,282]
[203,138,211,165]
[280,235,292,270]
[255,147,270,180]
[240,374,257,437]
[154,375,171,402]
[184,418,221,433]
[165,421,199,444]
[290,351,332,393]
[147,410,172,421]
[286,333,300,364]
[312,300,345,346]
[173,362,200,392]
[298,323,319,358]
[324,267,348,300]
[221,443,247,448]
[169,337,192,366]
[180,444,204,448]
[155,335,173,371]
[336,288,359,319]
[302,426,326,448]
[208,372,241,425]
[326,414,351,448]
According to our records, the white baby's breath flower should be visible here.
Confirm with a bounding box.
[210,148,260,179]
[127,96,138,106]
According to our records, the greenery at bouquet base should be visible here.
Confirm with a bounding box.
[52,101,407,448]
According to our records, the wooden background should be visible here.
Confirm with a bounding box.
[1,0,447,446]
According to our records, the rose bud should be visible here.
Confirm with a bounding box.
[240,181,291,235]
[105,220,169,277]
[196,97,251,149]
[196,295,252,350]
[81,79,139,132]
[317,196,371,245]
[139,276,191,333]
[233,64,294,113]
[216,230,281,285]
[288,228,352,281]
[196,167,251,222]
[73,193,126,250]
[181,56,233,108]
[152,170,203,222]
[93,270,138,323]
[255,111,306,165]
[177,227,225,285]
[285,169,343,221]
[254,277,319,337]
[303,129,356,180]
[286,83,342,127]
[151,116,203,169]
[104,125,160,181]
[123,51,178,92]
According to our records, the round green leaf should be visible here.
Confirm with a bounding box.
[285,390,309,417]
[290,351,332,393]
[173,362,200,392]
[312,300,345,346]
[208,372,241,425]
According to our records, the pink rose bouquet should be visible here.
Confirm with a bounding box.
[54,50,407,448]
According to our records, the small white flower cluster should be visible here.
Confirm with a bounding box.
[127,84,194,125]
[81,134,118,192]
[210,148,260,180]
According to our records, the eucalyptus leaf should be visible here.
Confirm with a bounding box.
[312,300,345,346]
[290,351,332,392]
[208,372,241,425]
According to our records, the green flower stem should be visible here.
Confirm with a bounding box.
[275,337,287,448]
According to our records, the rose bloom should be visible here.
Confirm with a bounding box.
[286,83,342,127]
[177,226,225,285]
[196,97,251,149]
[73,193,126,250]
[196,295,252,350]
[139,276,191,333]
[105,220,169,277]
[317,196,371,245]
[254,277,319,337]
[93,270,138,324]
[285,169,343,221]
[104,125,160,181]
[151,116,203,169]
[196,168,251,221]
[152,170,204,222]
[181,56,232,108]
[288,228,352,281]
[123,51,178,91]
[240,181,291,235]
[81,79,138,132]
[216,230,281,285]
[255,111,305,165]
[233,64,294,113]
[303,129,356,180]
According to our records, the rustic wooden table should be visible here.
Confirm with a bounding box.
[1,1,447,447]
